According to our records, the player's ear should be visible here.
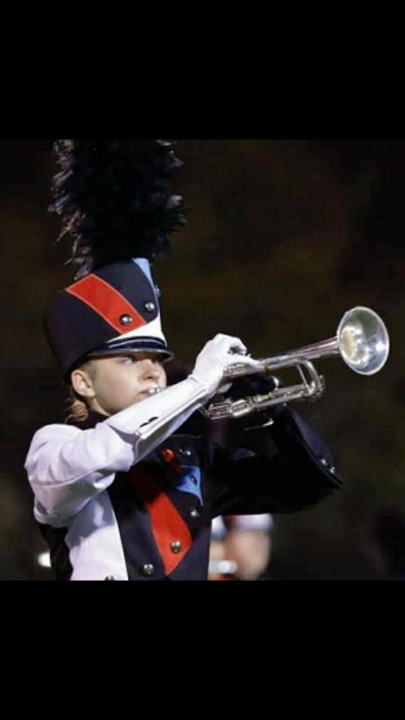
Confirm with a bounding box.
[71,367,95,399]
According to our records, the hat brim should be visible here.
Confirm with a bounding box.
[65,337,174,384]
[88,336,174,363]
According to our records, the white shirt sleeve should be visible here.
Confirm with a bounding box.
[25,376,209,525]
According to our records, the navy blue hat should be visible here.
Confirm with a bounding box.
[45,140,186,381]
[44,259,174,381]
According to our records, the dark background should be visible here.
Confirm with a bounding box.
[1,138,403,581]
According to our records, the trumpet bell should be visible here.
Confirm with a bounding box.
[337,306,390,376]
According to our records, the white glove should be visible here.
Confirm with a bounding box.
[190,334,260,398]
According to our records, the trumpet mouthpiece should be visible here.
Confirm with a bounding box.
[148,386,163,395]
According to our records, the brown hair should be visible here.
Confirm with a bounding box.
[65,388,90,423]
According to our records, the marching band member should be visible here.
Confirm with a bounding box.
[24,139,343,581]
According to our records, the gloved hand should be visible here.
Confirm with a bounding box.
[224,371,289,428]
[190,334,260,399]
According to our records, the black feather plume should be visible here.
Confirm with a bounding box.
[49,139,187,278]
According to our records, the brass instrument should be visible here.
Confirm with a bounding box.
[202,306,390,420]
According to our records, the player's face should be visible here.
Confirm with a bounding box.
[71,352,167,416]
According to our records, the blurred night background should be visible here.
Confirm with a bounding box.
[1,138,404,581]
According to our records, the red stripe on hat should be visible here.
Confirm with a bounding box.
[66,274,146,333]
[130,467,192,575]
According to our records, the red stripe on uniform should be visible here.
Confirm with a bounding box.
[130,467,192,576]
[66,274,146,332]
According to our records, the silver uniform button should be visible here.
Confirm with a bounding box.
[141,564,155,576]
[170,541,182,554]
[179,447,192,457]
[320,457,335,473]
[119,314,133,326]
[190,508,200,519]
[144,302,156,312]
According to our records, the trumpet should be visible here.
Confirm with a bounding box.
[202,306,390,420]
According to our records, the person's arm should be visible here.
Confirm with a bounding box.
[207,405,343,518]
[25,334,259,523]
[205,369,342,517]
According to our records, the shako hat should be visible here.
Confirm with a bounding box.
[44,139,186,382]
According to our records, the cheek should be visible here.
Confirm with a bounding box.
[97,374,132,400]
[100,376,139,411]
